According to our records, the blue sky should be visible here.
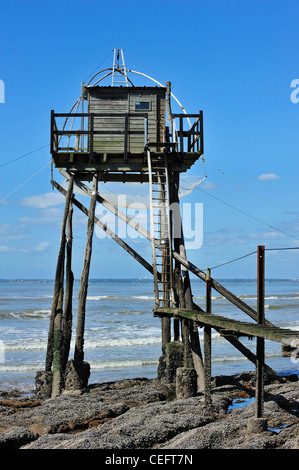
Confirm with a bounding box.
[0,0,299,280]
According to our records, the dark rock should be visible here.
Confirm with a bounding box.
[35,371,53,398]
[176,367,197,398]
[0,426,36,449]
[165,341,184,383]
[0,372,298,450]
[64,360,90,391]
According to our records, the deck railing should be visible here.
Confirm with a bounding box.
[50,110,204,161]
[51,111,149,162]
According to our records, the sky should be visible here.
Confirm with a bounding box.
[0,0,299,280]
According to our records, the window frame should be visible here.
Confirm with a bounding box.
[134,100,151,111]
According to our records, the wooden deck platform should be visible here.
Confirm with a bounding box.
[52,151,199,182]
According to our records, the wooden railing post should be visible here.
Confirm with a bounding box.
[89,113,94,163]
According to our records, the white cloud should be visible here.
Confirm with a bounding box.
[0,245,13,253]
[201,180,219,190]
[248,231,285,240]
[21,192,65,208]
[0,241,51,254]
[19,207,62,226]
[34,241,50,251]
[203,233,246,247]
[0,223,32,241]
[258,173,280,181]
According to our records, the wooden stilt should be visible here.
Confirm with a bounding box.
[172,172,205,390]
[74,173,98,364]
[61,201,74,374]
[256,245,265,418]
[204,268,212,405]
[51,274,64,398]
[47,176,73,397]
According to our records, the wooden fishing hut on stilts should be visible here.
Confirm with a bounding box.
[41,50,299,431]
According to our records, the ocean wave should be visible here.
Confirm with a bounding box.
[212,351,281,363]
[132,295,155,300]
[281,324,299,331]
[87,295,121,301]
[194,295,222,300]
[0,364,43,373]
[4,339,47,351]
[0,295,53,300]
[87,295,155,301]
[265,303,299,310]
[3,335,161,352]
[0,309,51,319]
[84,336,161,349]
[89,359,158,370]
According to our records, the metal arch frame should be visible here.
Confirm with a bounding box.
[60,67,192,132]
[85,67,190,123]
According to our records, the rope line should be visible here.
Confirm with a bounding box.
[206,159,299,220]
[0,161,51,202]
[265,246,299,251]
[211,251,257,270]
[0,144,50,168]
[83,50,113,84]
[192,185,299,242]
[210,246,299,270]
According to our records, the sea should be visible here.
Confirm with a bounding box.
[0,278,298,393]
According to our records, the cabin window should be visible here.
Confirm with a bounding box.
[135,101,151,110]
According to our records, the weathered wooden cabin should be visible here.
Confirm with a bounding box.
[87,86,166,155]
[51,82,203,182]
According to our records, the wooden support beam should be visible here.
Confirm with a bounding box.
[74,173,98,363]
[47,176,73,398]
[170,251,275,327]
[61,201,74,374]
[256,245,265,418]
[172,173,204,391]
[59,169,150,240]
[212,328,278,377]
[204,268,212,405]
[51,263,65,398]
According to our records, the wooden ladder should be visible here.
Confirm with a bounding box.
[147,149,174,308]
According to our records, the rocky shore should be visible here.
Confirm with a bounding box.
[0,372,298,450]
